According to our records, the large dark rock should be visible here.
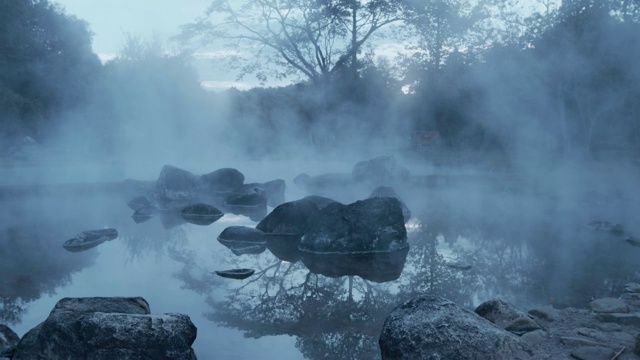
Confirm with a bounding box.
[303,195,341,210]
[379,296,530,360]
[300,197,408,254]
[13,297,196,360]
[368,186,411,223]
[256,198,320,235]
[154,165,203,201]
[352,156,410,185]
[0,324,19,358]
[200,168,245,193]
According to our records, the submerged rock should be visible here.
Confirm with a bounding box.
[300,197,407,254]
[588,298,629,314]
[585,220,624,235]
[301,247,409,282]
[181,203,224,226]
[379,296,529,359]
[214,268,255,280]
[126,196,154,211]
[255,179,286,207]
[352,156,410,185]
[12,297,197,360]
[224,187,267,208]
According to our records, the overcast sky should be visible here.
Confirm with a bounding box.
[54,0,258,90]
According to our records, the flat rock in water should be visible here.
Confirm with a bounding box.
[504,316,543,335]
[12,297,196,360]
[379,296,529,360]
[588,297,629,313]
[215,269,255,280]
[181,203,223,225]
[63,228,119,252]
[218,226,266,244]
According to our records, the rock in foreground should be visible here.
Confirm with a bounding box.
[13,297,197,360]
[379,296,529,360]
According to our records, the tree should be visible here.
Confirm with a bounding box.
[179,0,405,85]
[0,0,100,141]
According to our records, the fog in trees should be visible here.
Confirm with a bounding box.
[2,0,640,358]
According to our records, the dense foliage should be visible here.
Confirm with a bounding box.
[0,0,100,143]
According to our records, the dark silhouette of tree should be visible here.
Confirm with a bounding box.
[179,0,405,85]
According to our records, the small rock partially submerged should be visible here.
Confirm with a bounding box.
[214,269,255,280]
[63,228,119,252]
[181,203,223,226]
[217,226,267,256]
[585,220,624,235]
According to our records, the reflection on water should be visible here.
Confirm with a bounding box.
[2,177,640,359]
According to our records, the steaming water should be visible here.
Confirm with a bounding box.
[2,157,640,359]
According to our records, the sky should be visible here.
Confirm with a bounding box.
[54,0,257,91]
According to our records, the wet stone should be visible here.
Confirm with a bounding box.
[520,330,547,346]
[569,346,615,360]
[560,336,610,348]
[475,299,529,329]
[588,297,629,313]
[528,306,562,322]
[595,312,640,327]
[505,316,543,335]
[625,282,640,293]
[0,324,19,358]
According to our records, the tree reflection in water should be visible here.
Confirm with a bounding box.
[169,200,640,359]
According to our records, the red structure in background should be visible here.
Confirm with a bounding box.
[412,131,440,150]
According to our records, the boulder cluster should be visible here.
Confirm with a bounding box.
[2,297,196,360]
[379,283,640,359]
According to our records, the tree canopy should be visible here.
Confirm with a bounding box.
[179,0,405,85]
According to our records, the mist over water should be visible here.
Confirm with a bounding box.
[2,0,640,358]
